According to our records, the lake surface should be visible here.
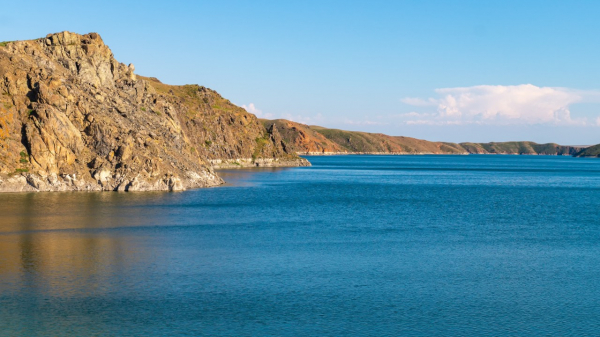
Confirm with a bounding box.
[1,155,600,336]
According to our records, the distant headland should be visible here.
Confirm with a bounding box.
[261,119,592,156]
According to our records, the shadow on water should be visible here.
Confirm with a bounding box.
[217,167,294,186]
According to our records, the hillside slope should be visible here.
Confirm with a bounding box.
[261,119,467,154]
[262,119,584,156]
[574,144,600,157]
[460,142,580,155]
[0,31,307,192]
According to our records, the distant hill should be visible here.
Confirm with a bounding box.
[261,119,466,154]
[460,142,580,155]
[574,144,600,157]
[261,119,585,156]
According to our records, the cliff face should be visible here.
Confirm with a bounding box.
[262,119,584,156]
[0,32,308,192]
[260,119,344,153]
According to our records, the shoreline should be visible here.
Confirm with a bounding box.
[297,152,577,156]
[0,153,593,193]
[0,158,311,193]
[209,157,311,169]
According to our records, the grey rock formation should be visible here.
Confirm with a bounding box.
[0,31,309,192]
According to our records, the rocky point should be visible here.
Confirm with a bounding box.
[0,31,309,192]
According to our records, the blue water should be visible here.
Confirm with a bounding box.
[1,155,600,336]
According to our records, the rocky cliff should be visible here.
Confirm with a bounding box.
[0,31,308,192]
[262,119,585,156]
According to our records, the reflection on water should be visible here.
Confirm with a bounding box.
[0,192,177,232]
[0,175,273,300]
[2,156,600,336]
[0,192,183,335]
[0,193,162,298]
[217,167,292,186]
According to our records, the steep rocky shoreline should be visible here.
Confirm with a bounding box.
[0,31,592,193]
[0,31,308,192]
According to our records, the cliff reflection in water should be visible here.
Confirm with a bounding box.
[2,156,600,336]
[217,167,291,187]
[0,192,173,297]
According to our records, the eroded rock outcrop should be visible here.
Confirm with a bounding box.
[0,31,308,192]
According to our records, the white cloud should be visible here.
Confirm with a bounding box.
[241,103,273,119]
[401,84,600,126]
[281,113,324,125]
[239,104,326,125]
[343,119,387,126]
[393,111,434,118]
[400,97,438,106]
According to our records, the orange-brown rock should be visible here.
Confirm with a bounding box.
[0,31,308,192]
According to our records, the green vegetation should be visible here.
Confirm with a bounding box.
[255,135,269,145]
[182,85,199,98]
[186,110,198,119]
[575,144,600,157]
[3,103,12,110]
[0,41,12,47]
[477,142,536,154]
[19,151,29,163]
[462,141,577,155]
[252,134,270,160]
[458,142,486,153]
[141,107,147,112]
[204,140,212,147]
[139,77,246,118]
[15,168,28,173]
[315,128,380,152]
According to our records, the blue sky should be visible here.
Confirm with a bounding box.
[2,0,600,144]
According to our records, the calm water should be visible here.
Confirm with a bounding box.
[1,155,600,336]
